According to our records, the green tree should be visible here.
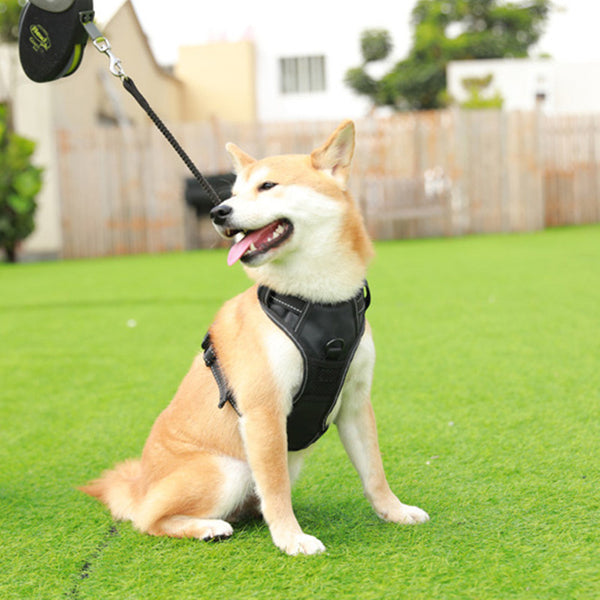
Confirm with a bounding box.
[346,0,552,111]
[345,29,392,105]
[360,28,393,62]
[0,0,26,43]
[0,105,42,262]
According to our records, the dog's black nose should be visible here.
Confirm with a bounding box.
[210,204,233,225]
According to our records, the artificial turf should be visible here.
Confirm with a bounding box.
[0,225,598,599]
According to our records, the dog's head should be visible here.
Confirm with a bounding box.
[210,121,373,297]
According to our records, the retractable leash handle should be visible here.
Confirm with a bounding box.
[18,0,223,206]
[19,0,93,82]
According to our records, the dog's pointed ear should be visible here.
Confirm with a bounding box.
[311,120,355,186]
[226,143,256,174]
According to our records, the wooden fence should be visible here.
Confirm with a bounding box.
[56,110,600,258]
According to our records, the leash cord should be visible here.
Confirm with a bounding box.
[81,14,222,207]
[121,76,222,206]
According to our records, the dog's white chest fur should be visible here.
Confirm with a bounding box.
[264,326,304,418]
[264,321,376,433]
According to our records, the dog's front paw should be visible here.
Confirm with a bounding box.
[390,503,430,524]
[375,498,430,525]
[273,531,326,556]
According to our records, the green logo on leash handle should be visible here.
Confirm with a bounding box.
[29,23,51,52]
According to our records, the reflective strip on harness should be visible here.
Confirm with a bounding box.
[203,284,370,451]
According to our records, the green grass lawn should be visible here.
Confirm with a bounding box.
[1,226,599,600]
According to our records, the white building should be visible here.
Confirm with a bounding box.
[198,7,408,123]
[252,25,373,122]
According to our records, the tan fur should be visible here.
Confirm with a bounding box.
[81,121,428,555]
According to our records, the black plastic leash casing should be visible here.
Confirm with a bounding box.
[19,0,93,83]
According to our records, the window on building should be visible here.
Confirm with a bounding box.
[279,56,326,94]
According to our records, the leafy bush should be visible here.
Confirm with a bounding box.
[0,105,43,262]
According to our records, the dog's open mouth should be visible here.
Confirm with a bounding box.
[226,219,293,266]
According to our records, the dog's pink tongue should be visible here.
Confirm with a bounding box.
[227,229,264,266]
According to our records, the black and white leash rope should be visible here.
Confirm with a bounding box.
[80,14,223,207]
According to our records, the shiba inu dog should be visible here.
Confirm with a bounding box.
[81,121,429,555]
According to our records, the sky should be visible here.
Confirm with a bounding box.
[92,0,600,67]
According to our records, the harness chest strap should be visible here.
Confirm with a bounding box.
[202,284,370,451]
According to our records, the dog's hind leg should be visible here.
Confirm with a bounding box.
[134,454,255,540]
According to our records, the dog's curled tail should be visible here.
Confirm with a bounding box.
[79,459,142,522]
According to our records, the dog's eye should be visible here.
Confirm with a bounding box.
[258,181,278,192]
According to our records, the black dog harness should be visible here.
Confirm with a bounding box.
[202,284,370,451]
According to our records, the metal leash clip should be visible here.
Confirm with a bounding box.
[91,35,126,78]
[80,14,126,79]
